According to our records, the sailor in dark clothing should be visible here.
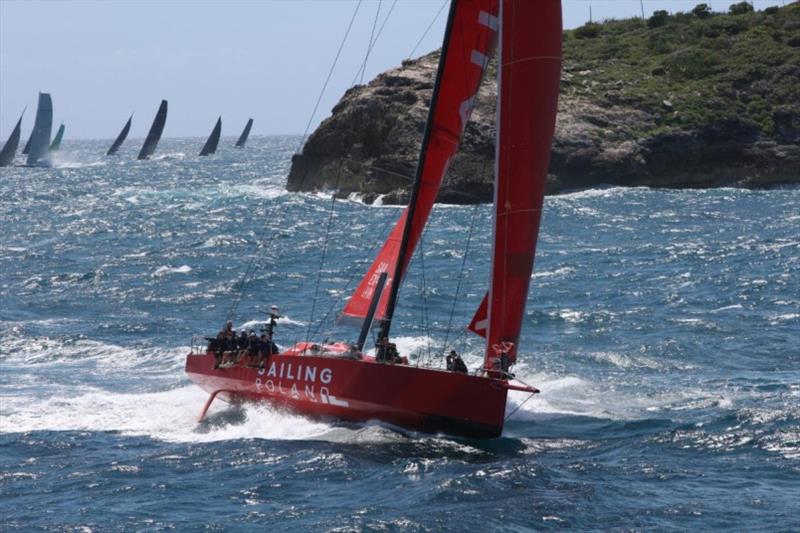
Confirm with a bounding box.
[256,333,280,368]
[376,336,401,364]
[246,330,259,366]
[446,350,468,373]
[218,321,237,368]
[209,335,223,368]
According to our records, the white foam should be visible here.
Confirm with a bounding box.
[149,152,185,161]
[230,184,287,200]
[0,336,186,373]
[553,186,635,200]
[153,265,192,276]
[710,304,743,313]
[0,384,335,443]
[533,266,574,279]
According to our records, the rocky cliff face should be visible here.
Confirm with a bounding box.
[288,5,799,203]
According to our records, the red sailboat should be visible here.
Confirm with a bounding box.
[186,0,562,438]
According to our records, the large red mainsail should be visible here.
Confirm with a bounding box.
[476,0,562,368]
[340,0,499,326]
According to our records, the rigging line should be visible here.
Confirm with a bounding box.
[352,0,398,86]
[503,376,540,422]
[504,392,535,422]
[356,162,488,204]
[314,209,396,339]
[358,0,382,86]
[305,160,346,344]
[225,201,291,325]
[441,203,481,355]
[298,0,363,152]
[416,225,432,366]
[407,0,448,60]
[225,233,275,324]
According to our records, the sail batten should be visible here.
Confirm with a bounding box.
[107,115,132,156]
[26,93,53,167]
[137,100,168,160]
[340,0,500,328]
[0,111,24,167]
[199,117,222,156]
[235,118,253,147]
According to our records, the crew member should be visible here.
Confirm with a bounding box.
[446,350,468,373]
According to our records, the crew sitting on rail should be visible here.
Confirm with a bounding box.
[214,321,236,368]
[235,330,249,363]
[446,350,468,374]
[244,330,259,366]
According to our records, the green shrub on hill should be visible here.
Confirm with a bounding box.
[562,3,800,136]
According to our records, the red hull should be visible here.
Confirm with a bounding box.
[185,347,510,438]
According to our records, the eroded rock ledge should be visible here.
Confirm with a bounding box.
[288,5,799,203]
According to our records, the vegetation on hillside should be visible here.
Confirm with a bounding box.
[563,2,799,137]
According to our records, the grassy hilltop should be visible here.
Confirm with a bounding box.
[564,1,798,139]
[288,3,800,202]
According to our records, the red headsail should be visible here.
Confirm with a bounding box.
[476,0,562,368]
[340,0,500,326]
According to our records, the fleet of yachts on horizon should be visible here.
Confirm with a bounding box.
[0,92,255,168]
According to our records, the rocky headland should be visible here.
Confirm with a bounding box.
[288,3,800,203]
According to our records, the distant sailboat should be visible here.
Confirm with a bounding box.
[26,92,53,167]
[107,115,133,156]
[235,118,253,148]
[199,116,222,156]
[49,123,65,151]
[137,100,168,160]
[0,109,24,167]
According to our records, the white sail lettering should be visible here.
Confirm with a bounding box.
[478,11,499,31]
[470,50,489,70]
[459,95,476,132]
[267,362,277,378]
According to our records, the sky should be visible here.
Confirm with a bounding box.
[0,0,786,140]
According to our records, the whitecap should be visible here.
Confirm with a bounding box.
[153,265,192,276]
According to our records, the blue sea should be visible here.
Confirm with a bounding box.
[1,136,798,531]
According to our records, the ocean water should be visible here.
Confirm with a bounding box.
[1,136,798,531]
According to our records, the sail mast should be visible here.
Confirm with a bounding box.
[377,1,459,341]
